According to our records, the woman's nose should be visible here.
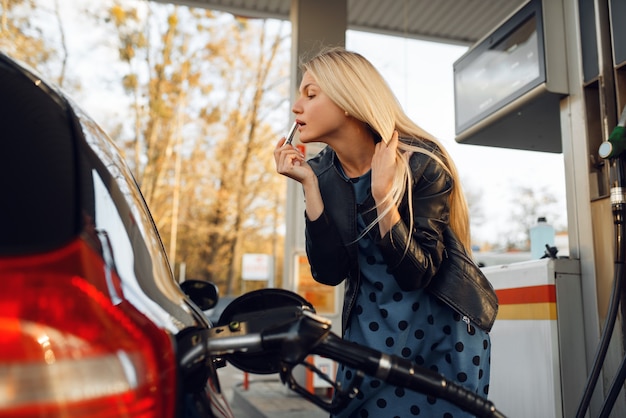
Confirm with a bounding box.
[291,98,302,115]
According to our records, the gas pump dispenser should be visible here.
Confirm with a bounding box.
[452,0,626,416]
[577,106,626,418]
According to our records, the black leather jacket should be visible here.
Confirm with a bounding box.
[305,145,498,333]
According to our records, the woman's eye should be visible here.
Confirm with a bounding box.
[307,94,315,99]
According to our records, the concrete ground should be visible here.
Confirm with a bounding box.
[219,363,329,418]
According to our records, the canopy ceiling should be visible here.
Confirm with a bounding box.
[154,0,528,46]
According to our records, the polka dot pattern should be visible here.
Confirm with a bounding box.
[330,168,491,418]
[333,282,492,418]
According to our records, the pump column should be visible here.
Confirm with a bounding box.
[284,0,347,395]
[284,0,346,291]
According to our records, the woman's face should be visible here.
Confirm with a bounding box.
[292,71,346,144]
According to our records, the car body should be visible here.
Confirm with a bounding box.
[0,51,233,418]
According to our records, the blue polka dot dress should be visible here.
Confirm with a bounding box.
[331,170,491,418]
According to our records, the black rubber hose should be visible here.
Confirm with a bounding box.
[598,352,626,418]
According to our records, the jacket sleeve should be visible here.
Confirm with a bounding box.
[305,210,351,286]
[377,154,452,291]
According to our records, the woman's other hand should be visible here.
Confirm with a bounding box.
[372,130,401,235]
[371,130,399,203]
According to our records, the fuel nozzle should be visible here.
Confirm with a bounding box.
[599,106,626,159]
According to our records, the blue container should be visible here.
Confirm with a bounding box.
[530,217,555,259]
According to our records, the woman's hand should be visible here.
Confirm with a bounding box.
[371,130,399,203]
[273,137,324,220]
[273,137,311,183]
[371,130,401,235]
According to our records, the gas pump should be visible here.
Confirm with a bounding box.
[577,106,626,418]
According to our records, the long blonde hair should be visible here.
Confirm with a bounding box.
[302,47,472,252]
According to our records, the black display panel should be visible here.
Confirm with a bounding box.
[454,0,545,135]
[610,0,626,67]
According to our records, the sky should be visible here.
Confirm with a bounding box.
[48,0,568,248]
[346,31,568,245]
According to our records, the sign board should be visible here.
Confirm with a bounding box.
[295,142,324,160]
[311,355,335,389]
[294,253,336,315]
[241,253,273,281]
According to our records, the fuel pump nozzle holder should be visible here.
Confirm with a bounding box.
[599,105,626,159]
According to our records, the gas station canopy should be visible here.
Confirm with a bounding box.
[156,0,526,46]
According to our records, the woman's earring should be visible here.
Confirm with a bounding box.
[344,111,349,117]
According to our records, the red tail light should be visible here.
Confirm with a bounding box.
[0,238,177,418]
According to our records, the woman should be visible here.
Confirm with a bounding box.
[274,47,498,418]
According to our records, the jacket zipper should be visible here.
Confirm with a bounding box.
[462,315,472,333]
[342,175,360,334]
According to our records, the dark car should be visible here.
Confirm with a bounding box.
[0,52,232,418]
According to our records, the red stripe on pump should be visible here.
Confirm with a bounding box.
[495,285,556,305]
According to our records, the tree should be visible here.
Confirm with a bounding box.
[2,0,300,297]
[103,1,290,294]
[0,0,71,86]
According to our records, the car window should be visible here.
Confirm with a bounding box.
[73,105,197,331]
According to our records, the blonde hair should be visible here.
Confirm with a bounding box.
[302,47,472,252]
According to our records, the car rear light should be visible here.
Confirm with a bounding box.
[0,238,177,418]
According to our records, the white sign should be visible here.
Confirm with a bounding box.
[241,253,273,281]
[312,355,335,388]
